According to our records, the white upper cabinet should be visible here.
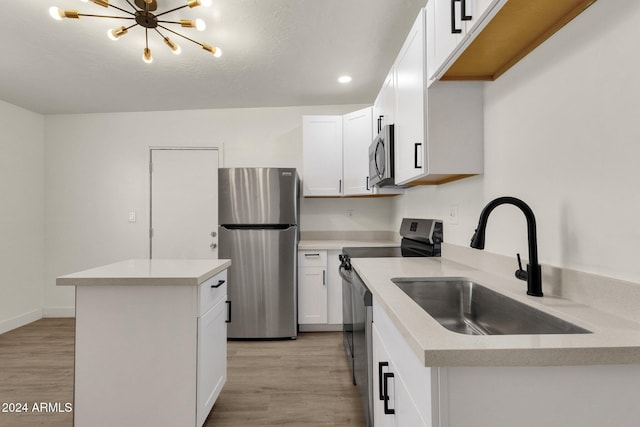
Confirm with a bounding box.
[373,69,396,136]
[304,107,397,197]
[343,107,373,196]
[429,0,506,83]
[302,115,343,196]
[394,7,484,186]
[394,8,428,185]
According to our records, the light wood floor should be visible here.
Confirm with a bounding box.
[0,318,364,427]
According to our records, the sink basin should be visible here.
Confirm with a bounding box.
[392,277,591,336]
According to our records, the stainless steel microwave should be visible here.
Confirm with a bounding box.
[368,124,394,187]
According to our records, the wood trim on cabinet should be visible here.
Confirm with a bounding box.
[441,0,598,81]
[403,173,478,186]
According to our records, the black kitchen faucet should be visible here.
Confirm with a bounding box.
[470,196,543,297]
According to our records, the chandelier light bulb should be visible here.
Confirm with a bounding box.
[49,6,63,20]
[195,18,206,31]
[163,37,182,55]
[49,7,80,20]
[143,48,153,64]
[107,26,128,41]
[202,43,222,58]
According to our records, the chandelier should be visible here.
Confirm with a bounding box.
[49,0,222,64]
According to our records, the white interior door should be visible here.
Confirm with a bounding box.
[150,148,220,259]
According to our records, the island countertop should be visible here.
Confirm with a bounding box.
[56,258,231,287]
[352,256,640,367]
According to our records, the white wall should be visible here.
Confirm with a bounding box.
[43,105,394,313]
[0,100,44,332]
[393,0,640,283]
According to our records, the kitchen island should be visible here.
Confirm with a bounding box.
[353,246,640,426]
[57,258,231,427]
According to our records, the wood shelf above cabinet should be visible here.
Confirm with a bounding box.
[441,0,598,81]
[403,173,478,186]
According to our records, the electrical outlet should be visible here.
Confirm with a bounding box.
[448,205,458,225]
[128,211,137,223]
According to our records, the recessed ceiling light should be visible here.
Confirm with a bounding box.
[338,75,352,84]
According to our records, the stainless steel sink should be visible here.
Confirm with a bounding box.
[392,277,591,336]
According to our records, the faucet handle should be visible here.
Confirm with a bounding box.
[515,253,528,281]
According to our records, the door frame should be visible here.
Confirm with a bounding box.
[148,145,224,258]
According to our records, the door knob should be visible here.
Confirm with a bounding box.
[210,243,217,249]
[211,231,217,237]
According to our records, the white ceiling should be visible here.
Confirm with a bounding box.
[0,0,426,115]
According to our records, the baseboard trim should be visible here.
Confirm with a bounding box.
[298,324,342,332]
[0,309,43,335]
[43,307,76,318]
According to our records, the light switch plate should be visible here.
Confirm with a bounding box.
[128,211,136,223]
[448,205,458,225]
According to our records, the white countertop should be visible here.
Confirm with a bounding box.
[56,259,231,287]
[353,256,640,367]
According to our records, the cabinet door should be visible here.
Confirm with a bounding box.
[298,267,328,324]
[394,9,427,185]
[302,115,343,196]
[373,324,396,427]
[343,107,373,196]
[197,296,227,426]
[373,324,429,427]
[432,0,466,77]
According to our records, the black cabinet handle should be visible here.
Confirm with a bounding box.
[451,0,462,34]
[378,361,389,400]
[461,0,472,21]
[339,179,342,193]
[366,176,370,191]
[414,143,422,169]
[211,279,225,288]
[225,301,231,323]
[304,253,320,257]
[383,372,395,415]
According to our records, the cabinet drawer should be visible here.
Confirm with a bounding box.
[298,250,327,267]
[199,270,227,316]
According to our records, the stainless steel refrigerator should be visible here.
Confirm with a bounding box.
[218,168,299,339]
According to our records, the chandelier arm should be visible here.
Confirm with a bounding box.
[157,20,187,25]
[154,5,189,19]
[78,14,136,19]
[157,24,204,47]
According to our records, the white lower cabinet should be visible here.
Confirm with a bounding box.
[373,324,427,427]
[197,295,228,426]
[298,250,328,324]
[373,299,430,427]
[72,268,229,427]
[373,294,640,427]
[298,249,342,329]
